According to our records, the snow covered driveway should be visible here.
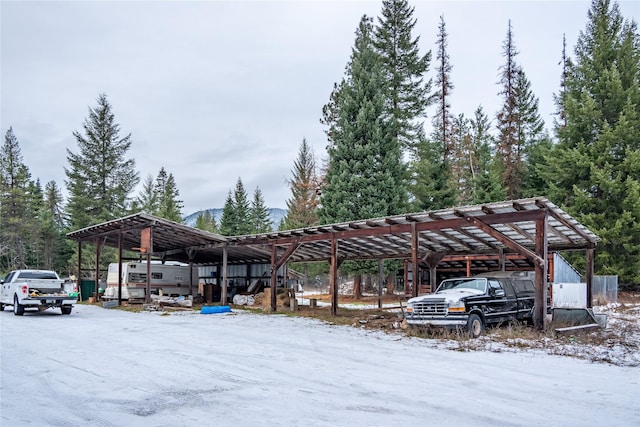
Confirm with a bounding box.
[1,305,638,426]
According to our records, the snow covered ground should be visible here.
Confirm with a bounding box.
[1,304,638,427]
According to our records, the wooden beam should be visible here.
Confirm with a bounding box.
[536,199,598,244]
[273,239,301,271]
[247,210,545,247]
[534,212,548,331]
[465,216,544,267]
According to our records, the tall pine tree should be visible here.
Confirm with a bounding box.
[154,167,183,222]
[546,0,640,286]
[373,0,432,154]
[250,187,272,234]
[219,178,252,236]
[195,210,218,233]
[319,15,406,224]
[65,94,139,229]
[0,127,33,270]
[282,138,319,230]
[132,174,158,214]
[219,191,237,236]
[411,14,458,210]
[496,21,545,199]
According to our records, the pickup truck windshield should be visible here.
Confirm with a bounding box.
[437,278,487,293]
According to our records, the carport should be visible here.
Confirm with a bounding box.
[66,197,599,330]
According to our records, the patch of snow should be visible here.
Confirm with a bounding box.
[1,303,638,426]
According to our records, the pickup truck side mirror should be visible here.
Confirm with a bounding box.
[494,289,505,297]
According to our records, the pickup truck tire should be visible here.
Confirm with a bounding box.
[61,306,72,315]
[467,314,484,338]
[13,295,25,316]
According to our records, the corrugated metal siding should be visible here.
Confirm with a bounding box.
[593,275,618,303]
[553,253,582,283]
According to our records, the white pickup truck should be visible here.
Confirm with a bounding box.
[0,269,77,315]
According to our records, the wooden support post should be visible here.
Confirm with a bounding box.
[430,266,437,293]
[466,256,471,277]
[378,259,383,309]
[118,233,123,306]
[221,245,228,305]
[270,244,277,312]
[499,248,506,271]
[534,212,548,331]
[403,259,410,295]
[411,222,419,298]
[330,239,339,316]
[94,239,101,301]
[77,242,82,300]
[586,246,595,308]
[145,251,151,304]
[144,227,154,304]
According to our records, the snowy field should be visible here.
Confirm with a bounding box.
[1,304,638,427]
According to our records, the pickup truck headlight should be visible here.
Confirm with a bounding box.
[447,300,466,313]
[406,303,414,314]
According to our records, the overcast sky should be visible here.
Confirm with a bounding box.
[2,0,638,217]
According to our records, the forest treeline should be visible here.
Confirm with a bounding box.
[1,0,638,287]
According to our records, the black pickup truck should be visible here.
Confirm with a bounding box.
[405,271,536,337]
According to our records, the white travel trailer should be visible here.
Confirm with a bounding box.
[103,261,198,301]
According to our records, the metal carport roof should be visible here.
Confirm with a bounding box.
[67,196,599,327]
[66,197,598,265]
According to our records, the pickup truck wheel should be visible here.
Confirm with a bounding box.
[13,295,25,316]
[61,306,72,315]
[467,314,484,338]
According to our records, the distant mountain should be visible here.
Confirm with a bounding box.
[183,208,287,231]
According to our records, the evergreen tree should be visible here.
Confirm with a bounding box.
[233,178,251,235]
[219,191,236,236]
[283,138,319,230]
[432,15,455,164]
[545,0,640,286]
[320,15,408,296]
[65,94,139,229]
[195,210,218,233]
[408,130,456,211]
[450,114,474,203]
[218,178,252,236]
[39,181,72,272]
[409,15,456,210]
[373,0,432,154]
[132,174,158,213]
[24,179,44,268]
[0,127,33,270]
[250,187,272,234]
[154,167,183,222]
[319,15,407,223]
[496,21,545,199]
[514,69,546,196]
[469,107,505,203]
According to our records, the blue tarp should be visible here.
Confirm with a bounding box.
[201,305,231,314]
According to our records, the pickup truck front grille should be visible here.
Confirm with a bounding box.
[412,301,448,315]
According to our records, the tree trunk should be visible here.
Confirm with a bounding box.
[353,274,362,298]
[386,273,395,295]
